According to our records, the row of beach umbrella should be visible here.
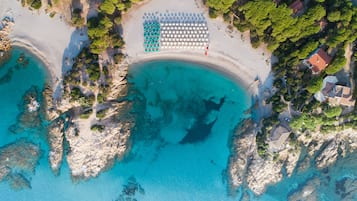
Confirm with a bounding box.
[142,12,209,52]
[143,20,161,52]
[161,37,209,42]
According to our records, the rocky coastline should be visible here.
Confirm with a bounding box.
[0,17,13,63]
[43,61,134,179]
[228,119,357,196]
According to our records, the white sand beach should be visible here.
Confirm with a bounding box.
[122,0,272,94]
[1,0,272,94]
[0,0,88,86]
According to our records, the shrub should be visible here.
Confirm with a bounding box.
[97,93,105,104]
[114,16,122,25]
[71,8,84,27]
[70,87,82,100]
[324,106,342,118]
[100,0,116,15]
[91,124,105,132]
[87,64,101,82]
[30,0,42,9]
[79,108,93,119]
[209,8,219,18]
[96,108,108,119]
[113,53,124,64]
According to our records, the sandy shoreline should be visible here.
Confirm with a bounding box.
[2,0,272,97]
[0,0,88,89]
[129,51,256,90]
[122,0,273,95]
[12,41,56,85]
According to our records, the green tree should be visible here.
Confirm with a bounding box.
[71,8,84,27]
[327,11,341,22]
[28,0,41,9]
[324,107,342,118]
[306,76,323,94]
[290,114,323,131]
[100,0,117,15]
[207,0,235,13]
[325,49,346,74]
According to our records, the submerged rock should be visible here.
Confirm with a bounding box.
[9,86,45,134]
[0,140,41,190]
[335,177,357,200]
[6,173,32,191]
[115,176,144,201]
[288,177,320,201]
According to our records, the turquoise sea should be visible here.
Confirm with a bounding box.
[0,47,357,201]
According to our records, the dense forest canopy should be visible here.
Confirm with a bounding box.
[205,0,357,157]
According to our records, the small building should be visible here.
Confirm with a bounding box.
[289,0,304,15]
[314,76,355,107]
[329,85,355,107]
[304,48,332,73]
[268,125,291,152]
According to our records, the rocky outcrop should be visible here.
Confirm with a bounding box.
[315,140,339,169]
[65,112,133,179]
[228,122,357,195]
[0,17,13,54]
[107,65,129,100]
[45,63,133,180]
[246,156,284,195]
[42,84,61,121]
[296,129,357,171]
[48,117,65,175]
[228,119,256,189]
[228,119,301,195]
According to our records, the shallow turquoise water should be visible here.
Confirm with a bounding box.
[1,48,357,201]
[0,52,250,201]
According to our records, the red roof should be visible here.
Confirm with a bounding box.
[289,0,304,14]
[308,48,332,73]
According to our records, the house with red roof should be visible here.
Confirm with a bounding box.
[305,48,332,73]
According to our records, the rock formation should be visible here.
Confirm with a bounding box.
[297,129,357,171]
[65,113,133,179]
[0,17,13,54]
[228,119,301,195]
[228,119,357,195]
[44,59,134,179]
[48,117,65,175]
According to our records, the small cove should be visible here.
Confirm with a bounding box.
[1,48,356,200]
[0,52,251,201]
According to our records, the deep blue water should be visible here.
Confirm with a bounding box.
[0,48,357,201]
